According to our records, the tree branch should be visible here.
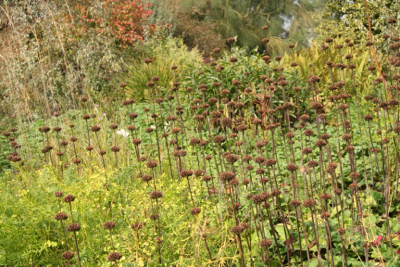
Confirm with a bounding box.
[245,0,253,18]
[244,0,268,19]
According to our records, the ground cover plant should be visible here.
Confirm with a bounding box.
[0,10,400,267]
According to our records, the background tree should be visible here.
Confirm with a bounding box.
[145,0,328,55]
[316,0,399,44]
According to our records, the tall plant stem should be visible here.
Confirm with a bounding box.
[364,0,390,100]
[309,206,322,267]
[163,137,174,179]
[68,203,82,267]
[236,233,246,267]
[109,229,115,251]
[265,206,283,266]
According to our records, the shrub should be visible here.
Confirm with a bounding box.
[123,37,203,102]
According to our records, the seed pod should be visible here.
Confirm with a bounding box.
[107,252,122,262]
[180,169,194,177]
[190,207,201,216]
[55,212,68,221]
[320,212,331,220]
[259,239,273,248]
[146,161,157,169]
[286,163,298,172]
[61,251,74,260]
[63,194,75,203]
[231,225,245,235]
[103,221,116,229]
[150,191,163,199]
[111,146,120,152]
[302,198,315,207]
[131,223,143,231]
[289,199,302,207]
[67,223,81,232]
[220,171,235,182]
[109,124,118,130]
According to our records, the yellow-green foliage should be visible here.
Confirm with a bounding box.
[124,37,203,102]
[0,162,239,266]
[280,39,382,95]
[316,0,399,45]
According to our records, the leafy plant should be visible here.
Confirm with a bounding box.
[123,37,203,102]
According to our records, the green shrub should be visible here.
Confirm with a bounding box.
[123,37,203,102]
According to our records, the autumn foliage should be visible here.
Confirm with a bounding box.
[64,0,161,48]
[106,0,156,45]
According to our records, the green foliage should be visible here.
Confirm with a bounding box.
[123,37,203,102]
[279,38,378,100]
[316,0,400,45]
[145,0,329,54]
[0,163,240,266]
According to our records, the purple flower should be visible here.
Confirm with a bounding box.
[11,114,16,117]
[95,104,99,107]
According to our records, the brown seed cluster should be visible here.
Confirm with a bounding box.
[63,194,75,203]
[142,175,152,182]
[259,238,273,248]
[220,171,235,182]
[286,163,298,172]
[320,212,331,220]
[107,252,122,262]
[55,212,68,221]
[67,223,81,232]
[303,199,315,208]
[131,222,144,231]
[180,169,194,177]
[150,191,163,199]
[103,221,116,229]
[190,207,201,216]
[289,199,302,207]
[61,251,74,260]
[231,224,245,235]
[146,161,158,168]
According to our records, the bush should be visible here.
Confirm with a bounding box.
[123,36,203,102]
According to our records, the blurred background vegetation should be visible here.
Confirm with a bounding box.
[144,0,329,55]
